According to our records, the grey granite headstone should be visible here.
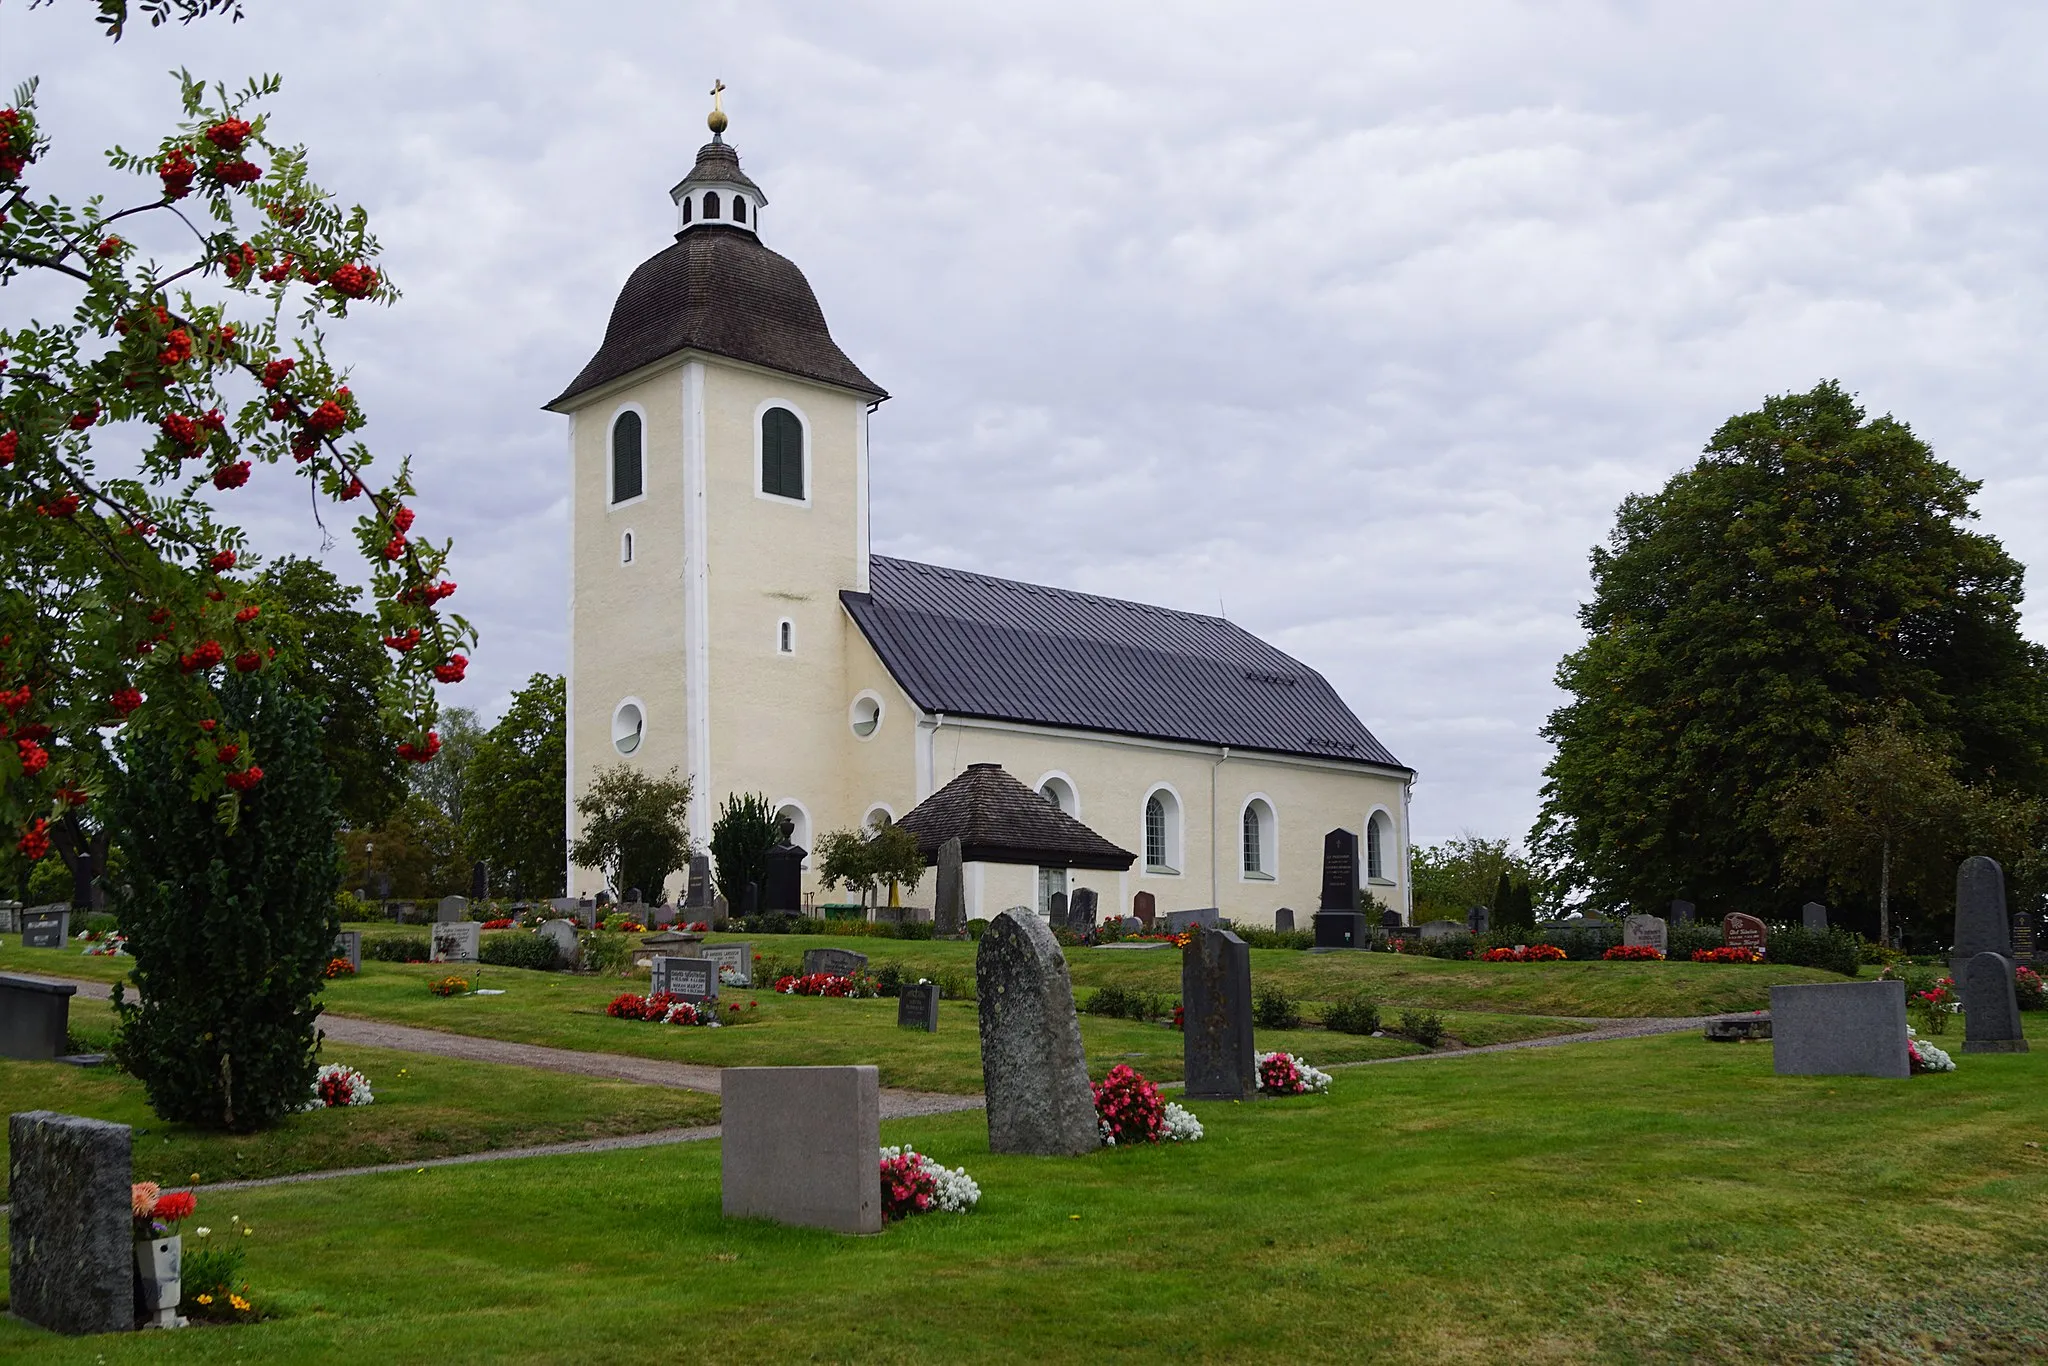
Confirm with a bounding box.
[1954,857,2010,979]
[1274,907,1295,934]
[1419,919,1464,941]
[1165,907,1220,934]
[1465,905,1489,935]
[1067,887,1098,934]
[934,837,965,938]
[8,1111,134,1334]
[1320,828,1360,911]
[1622,915,1668,953]
[721,1066,880,1234]
[430,920,480,963]
[1669,899,1695,926]
[0,899,19,933]
[1047,890,1069,929]
[652,956,716,1003]
[537,919,580,968]
[802,947,869,979]
[21,905,69,949]
[436,895,467,924]
[1120,916,1142,933]
[333,930,362,972]
[897,981,940,1032]
[686,854,711,909]
[1183,927,1256,1101]
[976,908,1098,1156]
[712,893,731,928]
[1962,951,2029,1054]
[1770,980,1910,1078]
[1802,901,1828,931]
[0,974,77,1059]
[701,942,752,987]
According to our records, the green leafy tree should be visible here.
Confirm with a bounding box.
[709,791,779,908]
[106,673,338,1131]
[339,793,462,900]
[1534,381,2048,914]
[571,765,693,902]
[1411,833,1519,919]
[460,673,565,898]
[409,704,484,826]
[816,823,926,910]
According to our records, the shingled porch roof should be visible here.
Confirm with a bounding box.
[896,763,1136,871]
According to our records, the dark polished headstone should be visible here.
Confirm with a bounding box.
[1313,910,1368,949]
[1067,887,1098,933]
[1466,905,1490,935]
[1047,890,1069,930]
[0,974,76,1060]
[2014,911,2039,960]
[686,854,711,909]
[652,956,716,1003]
[470,860,488,901]
[764,843,805,915]
[1962,951,2029,1053]
[741,881,760,920]
[1955,857,2011,979]
[1274,907,1295,934]
[803,947,869,979]
[20,905,68,949]
[1320,828,1360,912]
[1183,927,1256,1101]
[897,981,940,1032]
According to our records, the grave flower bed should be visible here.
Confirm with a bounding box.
[879,1146,981,1220]
[1603,945,1664,961]
[480,917,515,930]
[1092,1063,1202,1146]
[324,956,356,978]
[1908,1029,1957,1074]
[774,971,878,998]
[2017,966,2045,1011]
[1256,1051,1332,1096]
[1691,946,1763,964]
[1480,944,1567,962]
[83,932,127,956]
[605,991,757,1026]
[307,1063,373,1108]
[428,974,472,996]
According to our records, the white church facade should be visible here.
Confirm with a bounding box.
[550,105,1415,928]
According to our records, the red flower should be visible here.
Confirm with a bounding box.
[109,687,143,718]
[327,263,380,299]
[210,549,237,571]
[212,461,252,490]
[17,738,48,775]
[17,818,49,860]
[224,766,264,792]
[305,400,348,434]
[205,118,251,152]
[151,1191,196,1223]
[432,653,468,683]
[179,640,225,673]
[158,147,197,199]
[261,358,294,390]
[234,650,263,673]
[0,430,15,465]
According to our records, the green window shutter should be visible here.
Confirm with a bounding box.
[762,408,803,499]
[611,411,643,503]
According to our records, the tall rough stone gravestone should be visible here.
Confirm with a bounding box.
[1771,980,1911,1078]
[1183,927,1256,1101]
[1962,951,2030,1054]
[430,921,481,963]
[1723,912,1767,951]
[1802,902,1828,931]
[721,1066,881,1234]
[1133,890,1156,927]
[764,839,805,914]
[1622,915,1668,953]
[537,919,580,968]
[934,837,965,938]
[436,895,467,924]
[976,908,1098,1156]
[1319,828,1359,911]
[1466,905,1490,935]
[711,892,731,928]
[897,980,940,1032]
[1047,891,1069,930]
[20,904,69,949]
[686,854,712,910]
[802,947,869,979]
[333,930,362,973]
[8,1111,134,1334]
[1953,856,2010,979]
[1274,907,1296,934]
[1669,899,1695,926]
[1068,887,1098,933]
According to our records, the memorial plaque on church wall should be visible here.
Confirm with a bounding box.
[1319,829,1359,912]
[1723,913,1767,951]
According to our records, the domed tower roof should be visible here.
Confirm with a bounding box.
[547,94,884,410]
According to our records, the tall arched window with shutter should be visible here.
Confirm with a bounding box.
[760,406,805,500]
[610,410,643,504]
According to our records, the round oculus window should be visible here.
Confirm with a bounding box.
[612,702,644,755]
[850,695,881,739]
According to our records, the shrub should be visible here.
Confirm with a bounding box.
[180,1243,246,1313]
[1085,983,1170,1021]
[709,792,779,909]
[2016,966,2045,1012]
[1482,944,1566,962]
[479,931,560,971]
[1231,927,1314,950]
[1764,924,1862,977]
[966,919,989,941]
[1252,983,1302,1029]
[1667,922,1726,960]
[934,968,976,1002]
[336,889,372,923]
[82,911,120,937]
[1399,1009,1446,1048]
[1417,932,1478,961]
[366,935,429,963]
[107,676,339,1132]
[580,928,634,976]
[872,962,904,998]
[1322,992,1380,1035]
[1861,938,1907,968]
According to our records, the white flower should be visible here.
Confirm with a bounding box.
[195,1227,211,1238]
[1162,1102,1204,1143]
[879,1146,980,1212]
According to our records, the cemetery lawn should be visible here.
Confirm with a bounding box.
[0,998,718,1185]
[7,1022,2048,1362]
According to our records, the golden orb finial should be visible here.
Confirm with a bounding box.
[707,78,728,136]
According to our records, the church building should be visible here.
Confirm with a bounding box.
[548,97,1415,927]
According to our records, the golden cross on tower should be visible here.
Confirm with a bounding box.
[707,79,728,135]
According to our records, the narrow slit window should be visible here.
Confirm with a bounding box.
[621,530,634,564]
[681,197,693,224]
[777,620,793,654]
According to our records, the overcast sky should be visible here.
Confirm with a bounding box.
[9,2,2048,847]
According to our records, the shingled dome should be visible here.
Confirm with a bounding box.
[897,763,1136,871]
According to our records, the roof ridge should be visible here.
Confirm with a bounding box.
[873,555,1236,629]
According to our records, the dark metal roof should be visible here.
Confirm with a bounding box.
[897,764,1136,870]
[548,227,885,409]
[669,139,765,201]
[844,557,1407,770]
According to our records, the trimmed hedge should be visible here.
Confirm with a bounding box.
[367,935,430,963]
[480,931,561,971]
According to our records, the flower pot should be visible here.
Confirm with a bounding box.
[134,1234,185,1329]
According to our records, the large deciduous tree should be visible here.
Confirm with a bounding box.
[1533,381,2048,917]
[570,766,694,902]
[460,673,565,898]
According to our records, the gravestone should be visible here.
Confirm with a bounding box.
[1182,927,1256,1101]
[686,854,711,910]
[0,974,77,1059]
[650,903,678,929]
[2014,911,2039,961]
[1953,856,2011,979]
[651,956,716,1003]
[1047,891,1069,929]
[764,840,805,914]
[976,908,1098,1156]
[537,919,580,968]
[721,1066,881,1234]
[1320,828,1360,911]
[1704,1013,1773,1042]
[1067,887,1099,934]
[1802,901,1828,931]
[1770,980,1910,1078]
[1133,890,1156,927]
[1622,914,1668,953]
[1962,951,2029,1054]
[712,893,731,928]
[740,881,760,920]
[802,947,869,979]
[625,888,644,910]
[1275,907,1296,934]
[332,930,362,973]
[21,904,69,949]
[1466,905,1489,936]
[1669,899,1695,926]
[469,860,488,901]
[934,837,965,938]
[1314,908,1368,949]
[596,890,614,909]
[8,1111,134,1335]
[1120,916,1143,934]
[1380,907,1404,930]
[1723,913,1767,952]
[436,895,467,924]
[701,942,752,987]
[1165,907,1220,934]
[430,921,481,963]
[897,980,940,1032]
[548,896,579,917]
[0,900,18,933]
[1419,919,1464,941]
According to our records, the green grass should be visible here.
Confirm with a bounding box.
[0,999,718,1185]
[6,1019,2047,1362]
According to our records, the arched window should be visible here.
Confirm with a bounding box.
[777,619,794,654]
[681,197,692,224]
[620,530,634,564]
[612,701,644,756]
[760,406,805,499]
[1366,811,1389,881]
[703,191,720,219]
[1243,806,1262,875]
[610,410,643,504]
[1038,774,1076,815]
[773,802,810,853]
[1143,789,1180,874]
[865,807,892,832]
[733,196,747,224]
[1241,798,1276,879]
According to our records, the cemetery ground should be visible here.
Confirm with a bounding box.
[5,1018,2047,1362]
